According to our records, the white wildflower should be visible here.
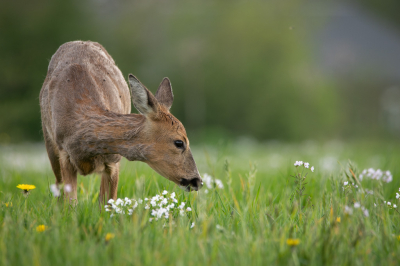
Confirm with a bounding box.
[161,198,168,205]
[216,224,224,230]
[215,179,224,189]
[108,199,115,204]
[149,218,153,222]
[294,161,304,166]
[170,192,176,198]
[50,184,60,197]
[179,210,185,216]
[202,173,224,190]
[162,190,168,195]
[387,202,392,206]
[138,199,143,204]
[304,162,310,168]
[311,166,315,172]
[394,204,398,208]
[396,193,400,199]
[344,181,348,186]
[115,198,123,206]
[152,195,160,201]
[344,205,353,215]
[190,222,195,229]
[124,197,132,206]
[64,184,72,193]
[354,202,361,208]
[186,207,192,212]
[145,205,150,210]
[203,173,214,189]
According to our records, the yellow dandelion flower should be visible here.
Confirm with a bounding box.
[17,184,36,195]
[36,225,47,232]
[286,238,300,246]
[4,202,12,207]
[336,217,341,223]
[105,233,115,242]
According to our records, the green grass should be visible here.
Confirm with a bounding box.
[1,140,400,266]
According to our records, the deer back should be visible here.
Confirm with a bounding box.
[40,41,131,149]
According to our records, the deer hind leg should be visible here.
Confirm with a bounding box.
[59,151,78,204]
[43,130,62,186]
[99,162,120,207]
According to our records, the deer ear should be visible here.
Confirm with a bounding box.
[128,74,159,115]
[155,77,174,110]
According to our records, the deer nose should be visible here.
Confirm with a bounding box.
[190,177,203,191]
[180,177,203,191]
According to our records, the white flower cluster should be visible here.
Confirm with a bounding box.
[294,161,315,172]
[50,184,72,197]
[202,173,224,194]
[105,197,140,216]
[148,191,191,221]
[396,188,400,199]
[359,168,393,183]
[384,201,398,208]
[343,181,358,190]
[105,190,193,222]
[344,202,369,217]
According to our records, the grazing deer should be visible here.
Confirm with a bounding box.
[40,41,202,205]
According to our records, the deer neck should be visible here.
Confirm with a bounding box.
[78,112,150,161]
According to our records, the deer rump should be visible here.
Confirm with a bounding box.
[40,41,202,205]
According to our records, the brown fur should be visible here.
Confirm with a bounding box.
[40,41,202,205]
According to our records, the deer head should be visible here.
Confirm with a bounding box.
[128,74,203,191]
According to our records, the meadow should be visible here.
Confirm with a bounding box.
[1,139,400,266]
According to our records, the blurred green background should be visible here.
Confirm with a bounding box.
[1,0,400,143]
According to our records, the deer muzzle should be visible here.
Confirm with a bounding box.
[180,176,203,192]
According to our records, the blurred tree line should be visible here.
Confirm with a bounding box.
[0,0,399,143]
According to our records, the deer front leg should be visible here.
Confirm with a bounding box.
[99,162,120,208]
[59,151,78,204]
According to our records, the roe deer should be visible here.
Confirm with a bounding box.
[40,41,202,205]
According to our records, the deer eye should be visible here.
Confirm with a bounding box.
[174,140,184,149]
